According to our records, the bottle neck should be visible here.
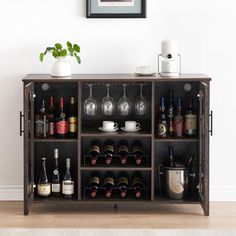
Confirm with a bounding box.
[60,98,64,113]
[160,97,165,112]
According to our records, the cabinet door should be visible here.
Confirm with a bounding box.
[24,82,34,215]
[198,82,209,216]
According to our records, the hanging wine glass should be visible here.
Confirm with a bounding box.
[84,84,97,116]
[135,84,148,116]
[118,84,131,116]
[101,84,115,116]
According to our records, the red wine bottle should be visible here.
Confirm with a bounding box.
[68,97,77,138]
[173,97,184,137]
[132,140,144,165]
[48,96,55,137]
[88,141,101,165]
[88,173,100,198]
[131,172,144,199]
[118,173,129,198]
[102,173,115,198]
[103,140,115,165]
[118,140,129,165]
[56,97,68,138]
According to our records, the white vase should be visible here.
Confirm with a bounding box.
[51,57,72,77]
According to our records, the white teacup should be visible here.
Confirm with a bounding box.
[102,121,118,131]
[136,65,151,74]
[125,121,140,131]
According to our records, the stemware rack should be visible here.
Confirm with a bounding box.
[22,74,211,216]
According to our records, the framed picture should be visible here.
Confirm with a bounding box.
[86,0,146,18]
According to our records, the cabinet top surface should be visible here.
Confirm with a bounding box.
[23,74,211,82]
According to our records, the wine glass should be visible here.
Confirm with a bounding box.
[135,84,148,116]
[101,84,115,116]
[84,84,97,116]
[118,84,131,116]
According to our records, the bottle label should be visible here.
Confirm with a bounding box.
[103,177,114,186]
[89,176,100,185]
[37,184,51,196]
[158,123,167,136]
[118,145,129,154]
[49,122,55,135]
[56,121,68,134]
[62,180,74,195]
[89,145,100,154]
[174,116,183,137]
[104,145,114,153]
[185,114,197,134]
[118,177,128,186]
[52,183,60,193]
[69,117,77,133]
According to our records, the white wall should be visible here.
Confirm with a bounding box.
[0,0,235,201]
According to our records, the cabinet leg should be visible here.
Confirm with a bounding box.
[113,204,118,210]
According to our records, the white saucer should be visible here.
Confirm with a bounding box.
[98,127,119,133]
[134,71,156,76]
[121,127,141,133]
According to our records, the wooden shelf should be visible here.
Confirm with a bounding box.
[155,138,199,143]
[80,167,152,171]
[34,196,78,202]
[34,138,78,143]
[81,131,152,137]
[155,196,200,204]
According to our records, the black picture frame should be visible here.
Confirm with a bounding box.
[86,0,146,18]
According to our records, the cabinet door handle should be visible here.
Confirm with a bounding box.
[209,110,213,136]
[20,111,24,136]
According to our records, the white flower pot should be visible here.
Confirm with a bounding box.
[51,57,72,77]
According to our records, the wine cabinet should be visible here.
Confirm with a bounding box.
[22,74,211,216]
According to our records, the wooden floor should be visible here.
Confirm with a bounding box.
[0,202,235,229]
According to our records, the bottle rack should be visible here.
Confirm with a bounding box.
[83,187,148,201]
[22,74,211,216]
[83,153,148,167]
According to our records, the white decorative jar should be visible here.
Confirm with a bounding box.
[51,57,72,77]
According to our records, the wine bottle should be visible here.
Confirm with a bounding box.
[131,172,144,199]
[37,157,51,197]
[132,140,144,165]
[168,146,174,167]
[51,149,60,197]
[185,98,197,137]
[56,97,68,138]
[35,100,48,138]
[103,140,115,165]
[48,96,55,137]
[118,173,129,198]
[173,97,184,137]
[167,90,176,137]
[88,141,101,165]
[68,97,77,138]
[62,158,74,199]
[118,140,129,165]
[157,97,167,138]
[88,173,100,198]
[102,173,115,198]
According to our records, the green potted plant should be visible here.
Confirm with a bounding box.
[40,41,81,77]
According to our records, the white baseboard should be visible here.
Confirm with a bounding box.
[210,186,236,201]
[0,185,23,201]
[0,185,236,201]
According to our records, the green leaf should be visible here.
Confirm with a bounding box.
[73,44,80,53]
[55,43,62,50]
[52,50,58,58]
[44,47,54,55]
[60,49,67,57]
[68,48,73,56]
[67,41,72,48]
[74,53,81,64]
[39,53,44,62]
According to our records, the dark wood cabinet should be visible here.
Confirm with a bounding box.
[22,74,211,216]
